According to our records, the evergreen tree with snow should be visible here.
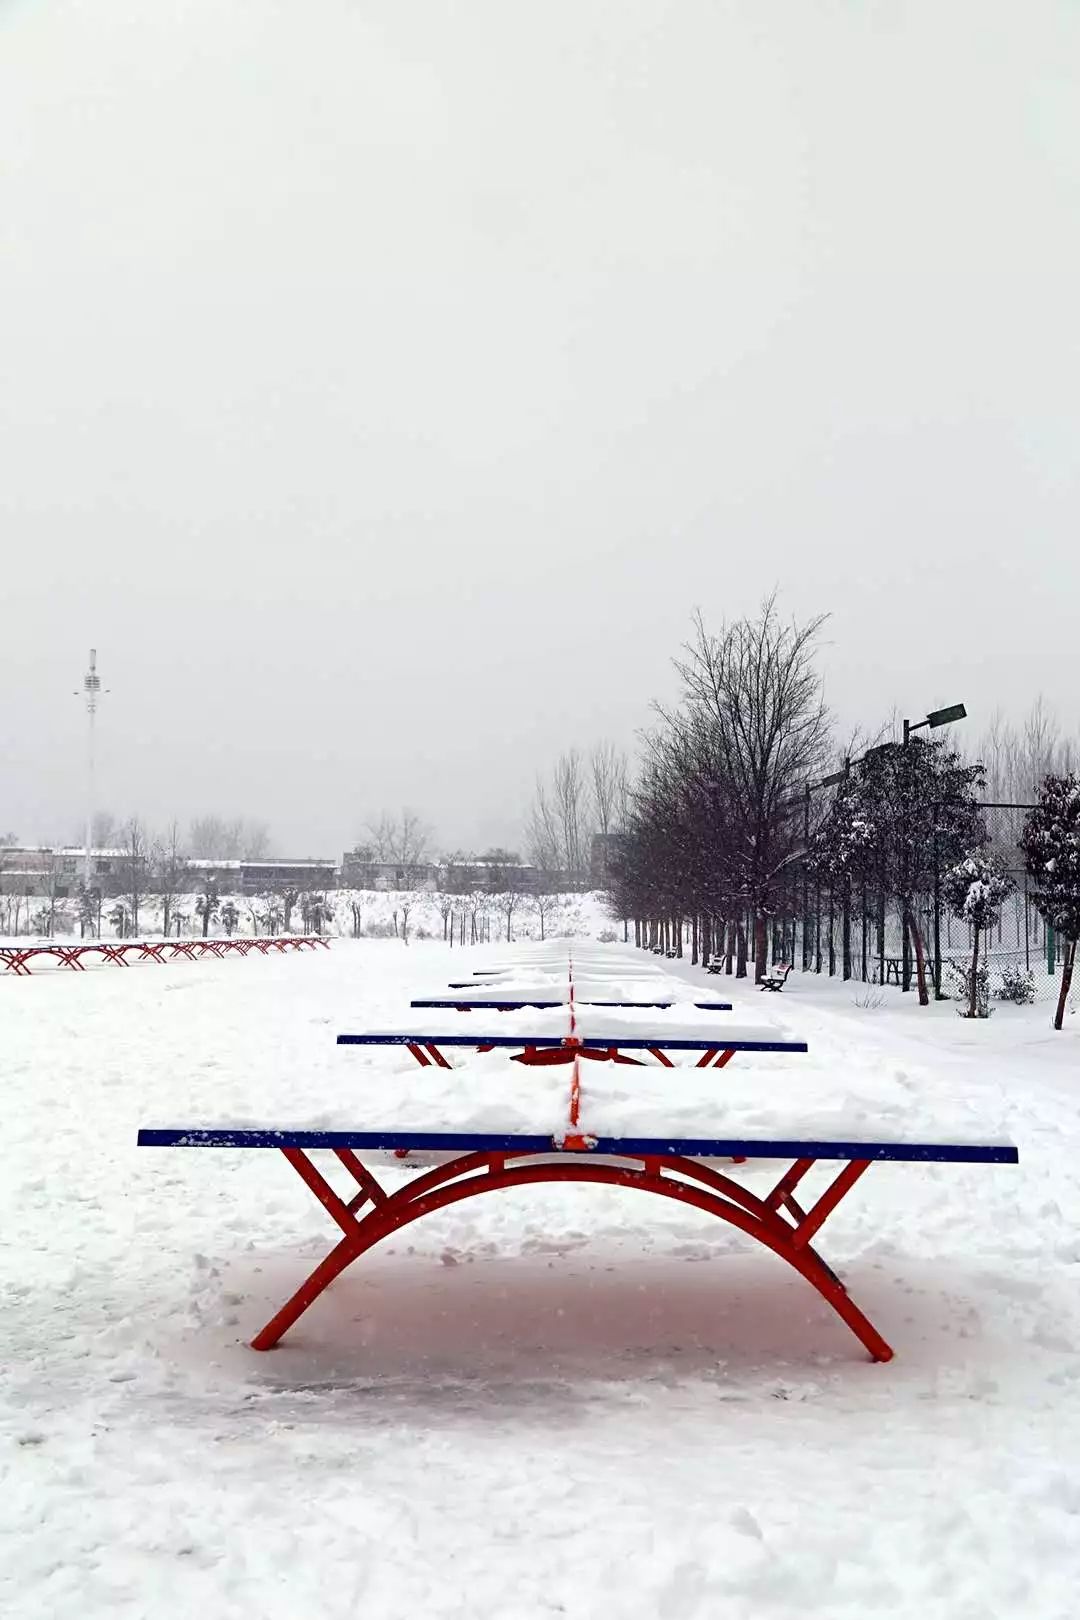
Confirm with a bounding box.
[1020,774,1080,1030]
[810,737,985,1003]
[941,853,1014,1018]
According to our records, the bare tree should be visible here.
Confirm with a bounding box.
[553,749,587,884]
[240,820,272,860]
[151,821,189,939]
[529,889,564,942]
[189,816,272,859]
[189,816,231,858]
[397,892,417,945]
[975,698,1075,806]
[42,850,68,938]
[590,742,626,837]
[527,777,563,875]
[527,752,591,885]
[364,815,394,863]
[654,596,831,981]
[117,818,149,937]
[588,741,629,883]
[496,887,525,943]
[465,889,490,945]
[364,809,430,873]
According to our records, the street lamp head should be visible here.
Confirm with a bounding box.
[927,702,967,729]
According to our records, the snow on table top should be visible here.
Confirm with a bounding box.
[433,980,711,1003]
[342,1005,799,1047]
[145,1030,1012,1151]
[414,991,735,1004]
[446,973,679,994]
[110,940,1013,1153]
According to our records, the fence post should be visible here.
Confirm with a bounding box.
[932,833,944,999]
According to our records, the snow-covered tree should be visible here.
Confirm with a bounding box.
[1020,774,1080,1030]
[195,884,220,939]
[941,853,1014,1018]
[300,891,333,936]
[810,738,985,1002]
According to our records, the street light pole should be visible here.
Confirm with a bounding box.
[901,702,967,997]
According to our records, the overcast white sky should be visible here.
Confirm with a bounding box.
[2,1,1078,856]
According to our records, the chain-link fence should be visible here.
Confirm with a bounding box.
[775,801,1071,1007]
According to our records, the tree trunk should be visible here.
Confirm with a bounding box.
[968,925,980,1019]
[1054,937,1076,1031]
[736,924,748,979]
[907,910,930,1006]
[753,913,767,983]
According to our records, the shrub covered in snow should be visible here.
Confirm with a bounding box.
[941,853,1014,1019]
[997,963,1036,1005]
[946,957,992,1019]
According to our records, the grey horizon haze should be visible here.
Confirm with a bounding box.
[2,2,1078,858]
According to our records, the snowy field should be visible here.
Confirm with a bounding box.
[4,940,1080,1618]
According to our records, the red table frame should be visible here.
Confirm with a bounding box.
[251,1143,892,1362]
[0,935,330,975]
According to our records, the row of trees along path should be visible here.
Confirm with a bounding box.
[608,598,1080,1029]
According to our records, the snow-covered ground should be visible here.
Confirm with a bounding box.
[3,939,1080,1617]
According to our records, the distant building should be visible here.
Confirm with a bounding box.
[440,857,547,894]
[0,846,337,899]
[340,854,439,892]
[339,852,552,894]
[186,857,338,895]
[0,845,136,898]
